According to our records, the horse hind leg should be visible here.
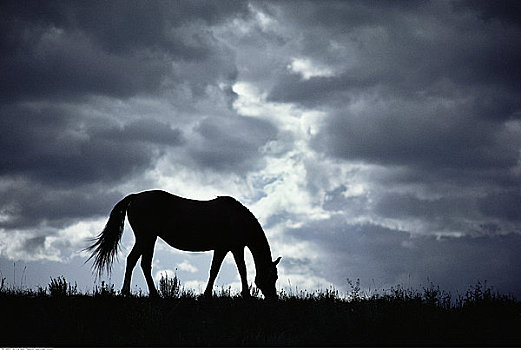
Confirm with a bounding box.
[121,242,142,296]
[140,236,159,298]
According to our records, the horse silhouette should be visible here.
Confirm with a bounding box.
[86,190,281,299]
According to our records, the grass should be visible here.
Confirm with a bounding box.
[0,274,520,346]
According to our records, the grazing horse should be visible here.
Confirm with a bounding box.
[86,190,281,299]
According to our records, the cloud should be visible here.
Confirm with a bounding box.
[178,260,198,274]
[0,181,125,229]
[268,2,521,104]
[477,191,521,223]
[287,57,336,80]
[315,100,521,173]
[0,1,250,102]
[1,23,169,102]
[254,1,521,240]
[285,216,521,296]
[188,115,277,173]
[0,104,184,187]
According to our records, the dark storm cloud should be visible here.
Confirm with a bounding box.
[0,28,170,102]
[189,115,277,173]
[371,191,515,236]
[268,1,521,106]
[0,104,183,186]
[286,216,521,297]
[477,191,521,223]
[0,0,249,102]
[0,183,124,230]
[315,102,521,174]
[374,192,476,222]
[453,0,521,24]
[97,119,184,147]
[1,12,167,102]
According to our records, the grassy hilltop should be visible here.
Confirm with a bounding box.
[1,275,520,346]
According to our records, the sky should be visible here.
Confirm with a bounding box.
[1,1,521,298]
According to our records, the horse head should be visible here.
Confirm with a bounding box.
[255,256,281,300]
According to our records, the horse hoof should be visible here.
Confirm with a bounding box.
[201,291,213,299]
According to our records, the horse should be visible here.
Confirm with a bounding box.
[86,190,281,299]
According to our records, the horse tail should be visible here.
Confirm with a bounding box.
[85,194,136,277]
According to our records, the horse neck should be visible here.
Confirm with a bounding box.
[247,232,273,273]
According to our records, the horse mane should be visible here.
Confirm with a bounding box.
[219,196,262,230]
[219,196,272,262]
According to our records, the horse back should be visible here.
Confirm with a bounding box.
[126,190,252,251]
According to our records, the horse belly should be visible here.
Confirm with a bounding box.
[159,219,226,252]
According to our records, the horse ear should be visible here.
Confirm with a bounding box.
[273,257,281,266]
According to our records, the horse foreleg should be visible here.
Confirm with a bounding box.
[232,248,250,298]
[140,237,159,298]
[204,249,227,297]
[121,243,142,295]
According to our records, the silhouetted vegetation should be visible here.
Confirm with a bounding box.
[0,275,520,346]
